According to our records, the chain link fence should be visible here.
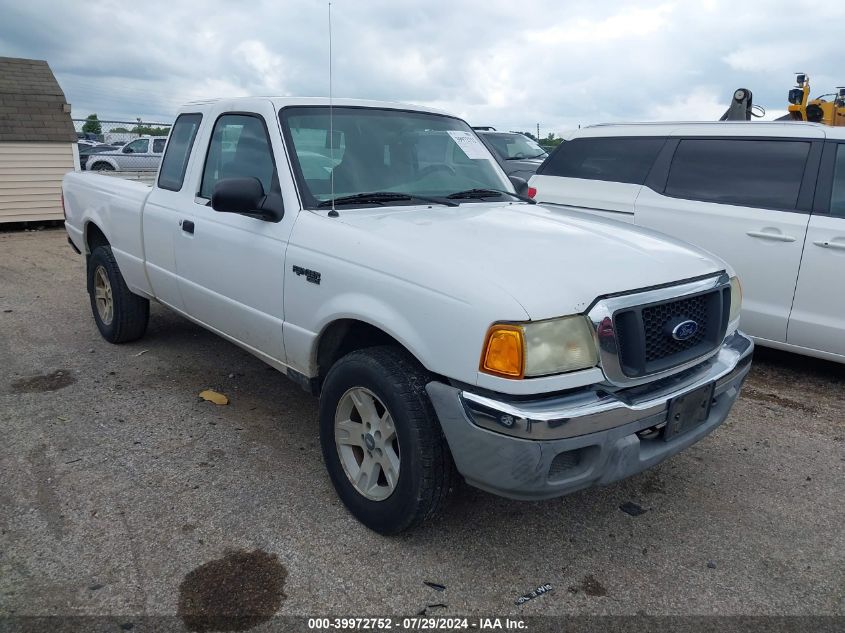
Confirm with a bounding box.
[73,119,172,176]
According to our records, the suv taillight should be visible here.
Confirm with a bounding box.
[527,187,537,199]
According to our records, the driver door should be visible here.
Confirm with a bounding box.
[173,101,296,365]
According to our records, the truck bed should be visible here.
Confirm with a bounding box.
[63,171,154,297]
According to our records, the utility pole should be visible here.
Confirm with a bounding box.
[536,123,540,140]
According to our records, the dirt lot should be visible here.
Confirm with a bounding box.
[1,227,843,623]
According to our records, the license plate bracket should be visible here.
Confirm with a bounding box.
[663,382,715,441]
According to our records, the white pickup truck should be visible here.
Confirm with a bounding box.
[63,97,753,534]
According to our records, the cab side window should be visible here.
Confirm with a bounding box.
[830,144,845,217]
[200,114,277,199]
[123,138,149,154]
[153,138,167,153]
[665,139,810,210]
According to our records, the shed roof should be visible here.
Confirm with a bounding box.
[0,57,77,143]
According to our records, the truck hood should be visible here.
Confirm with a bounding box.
[331,202,725,320]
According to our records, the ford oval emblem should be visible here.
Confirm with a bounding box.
[671,319,699,341]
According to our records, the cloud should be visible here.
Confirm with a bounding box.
[0,0,843,132]
[651,87,727,122]
[527,3,675,43]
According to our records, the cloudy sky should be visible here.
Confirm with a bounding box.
[1,0,843,135]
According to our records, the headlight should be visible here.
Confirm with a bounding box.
[729,276,742,324]
[480,316,598,379]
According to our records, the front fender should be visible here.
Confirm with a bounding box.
[281,215,530,388]
[282,269,518,387]
[284,290,446,380]
[314,293,431,369]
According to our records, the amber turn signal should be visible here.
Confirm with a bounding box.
[480,325,525,378]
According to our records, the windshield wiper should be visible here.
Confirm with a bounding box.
[445,188,536,204]
[507,153,546,160]
[505,152,546,160]
[317,191,457,208]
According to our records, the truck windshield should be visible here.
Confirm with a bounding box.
[280,107,511,208]
[484,133,547,160]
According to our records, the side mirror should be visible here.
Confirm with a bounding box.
[211,177,284,222]
[509,175,529,196]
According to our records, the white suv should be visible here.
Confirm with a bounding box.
[529,122,845,364]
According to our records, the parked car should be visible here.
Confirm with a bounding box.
[63,98,751,533]
[85,136,167,172]
[77,132,104,145]
[77,143,119,170]
[528,121,845,364]
[474,128,548,180]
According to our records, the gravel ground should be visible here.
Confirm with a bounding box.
[1,227,843,623]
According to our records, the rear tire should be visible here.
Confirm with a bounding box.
[88,245,149,343]
[319,346,455,534]
[91,162,114,171]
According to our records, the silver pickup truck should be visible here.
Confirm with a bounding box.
[85,136,167,172]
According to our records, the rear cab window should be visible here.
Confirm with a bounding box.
[665,139,811,210]
[537,137,665,185]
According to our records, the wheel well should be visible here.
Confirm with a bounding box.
[316,320,405,380]
[86,223,109,254]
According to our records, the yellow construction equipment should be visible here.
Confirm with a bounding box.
[785,73,845,126]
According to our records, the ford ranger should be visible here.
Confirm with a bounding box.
[62,97,753,534]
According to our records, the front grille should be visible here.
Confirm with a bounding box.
[642,294,709,362]
[613,287,729,378]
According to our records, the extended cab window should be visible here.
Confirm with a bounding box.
[153,138,167,153]
[538,137,664,185]
[158,113,201,192]
[199,114,277,199]
[665,139,811,210]
[830,144,845,217]
[124,138,149,154]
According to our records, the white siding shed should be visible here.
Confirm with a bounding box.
[0,57,77,223]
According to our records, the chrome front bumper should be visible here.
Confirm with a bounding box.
[426,331,753,500]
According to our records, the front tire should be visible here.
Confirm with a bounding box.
[319,346,455,534]
[88,245,149,343]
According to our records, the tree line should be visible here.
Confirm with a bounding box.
[81,114,170,137]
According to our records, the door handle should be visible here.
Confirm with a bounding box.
[181,220,195,234]
[746,230,796,242]
[813,240,845,251]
